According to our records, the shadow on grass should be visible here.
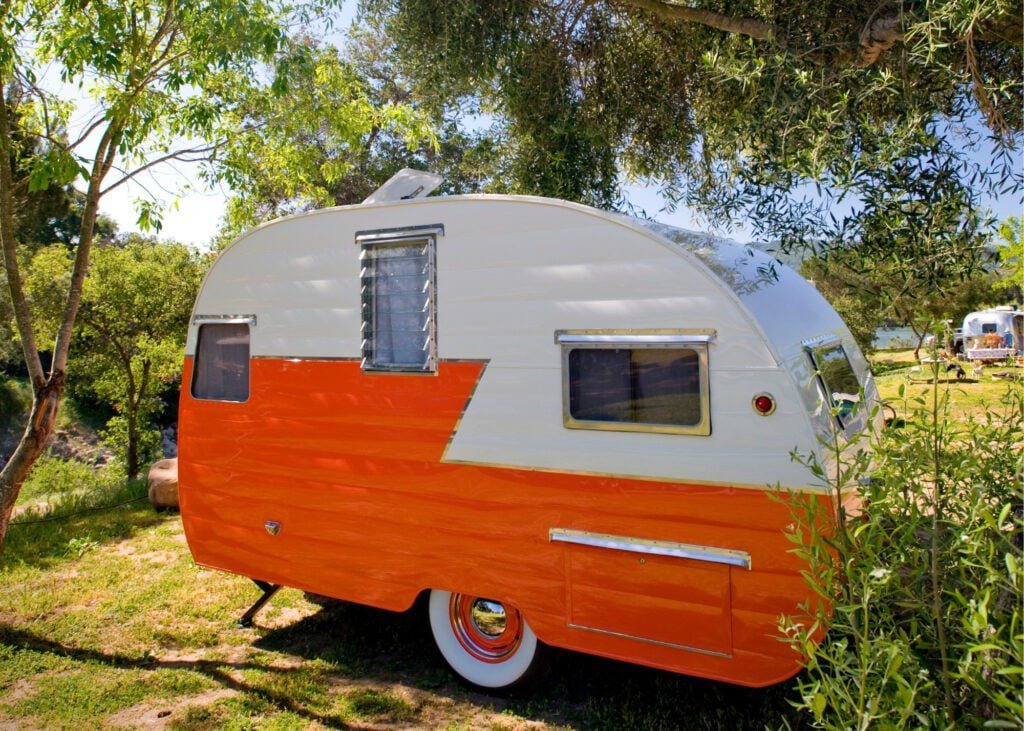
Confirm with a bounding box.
[0,624,359,729]
[0,595,803,729]
[1,488,163,571]
[253,601,803,729]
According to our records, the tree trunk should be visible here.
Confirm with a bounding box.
[0,377,63,546]
[126,408,139,480]
[910,320,932,361]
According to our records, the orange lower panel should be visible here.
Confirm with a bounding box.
[178,357,826,687]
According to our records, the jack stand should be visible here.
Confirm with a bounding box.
[237,580,281,628]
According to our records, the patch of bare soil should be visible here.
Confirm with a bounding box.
[104,688,237,729]
[110,543,178,566]
[156,645,251,668]
[261,605,315,629]
[0,679,37,704]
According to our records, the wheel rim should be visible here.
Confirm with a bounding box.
[449,594,524,663]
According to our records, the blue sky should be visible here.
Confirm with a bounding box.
[92,2,1022,249]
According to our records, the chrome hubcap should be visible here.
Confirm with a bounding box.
[470,599,507,637]
[449,594,523,663]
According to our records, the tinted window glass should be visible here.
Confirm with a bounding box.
[361,240,436,371]
[568,348,702,427]
[191,323,250,402]
[810,343,861,425]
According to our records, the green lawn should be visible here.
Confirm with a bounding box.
[870,349,1022,423]
[1,487,794,729]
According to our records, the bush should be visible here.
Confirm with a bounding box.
[783,385,1023,728]
[17,455,123,505]
[100,415,163,475]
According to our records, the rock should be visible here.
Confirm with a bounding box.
[148,457,179,510]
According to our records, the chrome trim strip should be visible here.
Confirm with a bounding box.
[566,624,732,659]
[555,328,716,345]
[550,528,751,570]
[801,334,840,347]
[355,224,444,243]
[192,314,256,326]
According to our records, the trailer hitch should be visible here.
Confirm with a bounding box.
[237,579,281,628]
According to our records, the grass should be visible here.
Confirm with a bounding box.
[0,471,798,729]
[869,348,1022,423]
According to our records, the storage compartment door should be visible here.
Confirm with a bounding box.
[566,542,733,657]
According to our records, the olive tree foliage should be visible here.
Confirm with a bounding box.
[802,149,996,355]
[214,26,501,243]
[364,0,1022,262]
[995,216,1023,292]
[24,238,204,480]
[0,0,344,545]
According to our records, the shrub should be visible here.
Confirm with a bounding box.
[18,455,123,505]
[783,384,1023,728]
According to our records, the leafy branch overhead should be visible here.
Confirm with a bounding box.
[367,0,1022,259]
[0,0,348,545]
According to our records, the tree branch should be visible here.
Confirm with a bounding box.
[859,11,905,67]
[617,0,777,42]
[100,143,219,195]
[50,122,122,376]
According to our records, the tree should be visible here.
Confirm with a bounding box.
[801,159,1002,358]
[805,252,1000,357]
[0,98,117,367]
[214,29,495,242]
[25,238,204,479]
[995,216,1023,295]
[365,1,1022,256]
[0,0,343,545]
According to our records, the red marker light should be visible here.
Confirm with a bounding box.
[753,393,776,416]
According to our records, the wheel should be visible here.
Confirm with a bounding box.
[428,589,540,690]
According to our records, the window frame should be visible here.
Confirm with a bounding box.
[556,329,714,436]
[805,338,861,431]
[356,225,441,374]
[189,315,255,403]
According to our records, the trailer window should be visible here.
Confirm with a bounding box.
[191,323,250,402]
[360,237,437,372]
[561,342,711,436]
[808,342,860,427]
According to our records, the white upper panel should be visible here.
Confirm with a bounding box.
[189,196,779,367]
[189,195,863,489]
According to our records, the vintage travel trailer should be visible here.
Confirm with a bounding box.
[962,307,1024,362]
[178,179,878,690]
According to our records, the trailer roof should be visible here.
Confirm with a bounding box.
[633,219,847,363]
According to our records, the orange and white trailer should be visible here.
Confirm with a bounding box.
[178,180,877,690]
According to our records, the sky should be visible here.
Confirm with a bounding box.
[97,152,1021,252]
[85,2,1022,251]
[83,0,727,247]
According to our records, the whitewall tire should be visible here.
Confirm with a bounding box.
[428,589,540,690]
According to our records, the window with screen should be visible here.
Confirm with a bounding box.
[808,342,861,427]
[562,340,710,435]
[360,236,437,372]
[191,323,250,402]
